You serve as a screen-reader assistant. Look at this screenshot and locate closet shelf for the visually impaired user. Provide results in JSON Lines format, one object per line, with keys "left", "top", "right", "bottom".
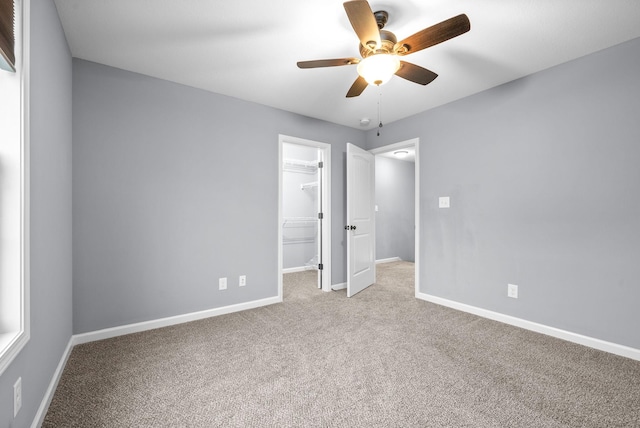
{"left": 300, "top": 181, "right": 318, "bottom": 190}
{"left": 283, "top": 237, "right": 315, "bottom": 245}
{"left": 283, "top": 217, "right": 317, "bottom": 245}
{"left": 283, "top": 158, "right": 318, "bottom": 174}
{"left": 282, "top": 217, "right": 317, "bottom": 227}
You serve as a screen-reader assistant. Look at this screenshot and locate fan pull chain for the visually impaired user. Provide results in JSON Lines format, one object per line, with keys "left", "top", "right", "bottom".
{"left": 377, "top": 92, "right": 383, "bottom": 137}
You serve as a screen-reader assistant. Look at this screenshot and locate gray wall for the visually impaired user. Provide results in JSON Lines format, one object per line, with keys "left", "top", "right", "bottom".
{"left": 0, "top": 0, "right": 73, "bottom": 426}
{"left": 375, "top": 156, "right": 415, "bottom": 262}
{"left": 366, "top": 37, "right": 640, "bottom": 349}
{"left": 72, "top": 59, "right": 365, "bottom": 333}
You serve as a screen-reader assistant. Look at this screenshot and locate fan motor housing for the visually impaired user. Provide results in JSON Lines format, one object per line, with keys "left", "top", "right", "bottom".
{"left": 360, "top": 29, "right": 397, "bottom": 58}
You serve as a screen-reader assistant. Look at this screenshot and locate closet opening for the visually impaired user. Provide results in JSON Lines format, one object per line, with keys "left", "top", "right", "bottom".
{"left": 278, "top": 135, "right": 332, "bottom": 300}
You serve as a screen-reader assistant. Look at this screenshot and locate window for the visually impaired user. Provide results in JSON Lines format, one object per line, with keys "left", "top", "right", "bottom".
{"left": 0, "top": 0, "right": 16, "bottom": 71}
{"left": 0, "top": 0, "right": 29, "bottom": 376}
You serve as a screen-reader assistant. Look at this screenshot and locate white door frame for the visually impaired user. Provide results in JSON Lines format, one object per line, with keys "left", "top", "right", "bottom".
{"left": 368, "top": 138, "right": 420, "bottom": 297}
{"left": 278, "top": 135, "right": 332, "bottom": 299}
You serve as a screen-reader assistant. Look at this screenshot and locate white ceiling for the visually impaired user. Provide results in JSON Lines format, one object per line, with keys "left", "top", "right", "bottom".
{"left": 53, "top": 0, "right": 640, "bottom": 130}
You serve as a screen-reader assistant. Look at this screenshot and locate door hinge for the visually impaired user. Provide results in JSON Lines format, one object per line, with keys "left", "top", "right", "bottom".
{"left": 318, "top": 263, "right": 323, "bottom": 270}
{"left": 318, "top": 212, "right": 323, "bottom": 219}
{"left": 318, "top": 161, "right": 324, "bottom": 168}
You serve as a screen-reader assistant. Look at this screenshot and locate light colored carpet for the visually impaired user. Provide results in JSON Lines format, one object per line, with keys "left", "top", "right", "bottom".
{"left": 44, "top": 262, "right": 640, "bottom": 427}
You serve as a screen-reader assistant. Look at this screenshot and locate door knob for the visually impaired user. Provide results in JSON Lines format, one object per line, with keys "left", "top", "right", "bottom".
{"left": 350, "top": 225, "right": 356, "bottom": 230}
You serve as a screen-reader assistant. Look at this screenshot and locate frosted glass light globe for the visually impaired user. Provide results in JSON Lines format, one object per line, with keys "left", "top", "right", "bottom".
{"left": 357, "top": 54, "right": 401, "bottom": 86}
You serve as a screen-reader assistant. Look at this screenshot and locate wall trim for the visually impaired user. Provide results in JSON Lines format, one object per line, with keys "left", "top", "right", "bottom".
{"left": 283, "top": 266, "right": 314, "bottom": 274}
{"left": 416, "top": 292, "right": 640, "bottom": 361}
{"left": 375, "top": 257, "right": 402, "bottom": 264}
{"left": 72, "top": 296, "right": 281, "bottom": 345}
{"left": 31, "top": 336, "right": 73, "bottom": 428}
{"left": 331, "top": 282, "right": 346, "bottom": 291}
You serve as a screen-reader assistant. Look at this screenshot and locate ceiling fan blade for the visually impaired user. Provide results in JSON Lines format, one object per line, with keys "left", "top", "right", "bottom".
{"left": 346, "top": 75, "right": 368, "bottom": 98}
{"left": 395, "top": 61, "right": 438, "bottom": 85}
{"left": 395, "top": 14, "right": 470, "bottom": 55}
{"left": 343, "top": 1, "right": 381, "bottom": 50}
{"left": 297, "top": 58, "right": 360, "bottom": 69}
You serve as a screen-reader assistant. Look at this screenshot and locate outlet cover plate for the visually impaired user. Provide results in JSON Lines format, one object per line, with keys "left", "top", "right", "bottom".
{"left": 439, "top": 196, "right": 450, "bottom": 208}
{"left": 239, "top": 275, "right": 246, "bottom": 287}
{"left": 508, "top": 283, "right": 518, "bottom": 299}
{"left": 219, "top": 277, "right": 227, "bottom": 290}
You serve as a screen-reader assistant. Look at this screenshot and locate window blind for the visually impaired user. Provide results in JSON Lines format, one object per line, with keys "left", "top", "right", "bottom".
{"left": 0, "top": 0, "right": 15, "bottom": 72}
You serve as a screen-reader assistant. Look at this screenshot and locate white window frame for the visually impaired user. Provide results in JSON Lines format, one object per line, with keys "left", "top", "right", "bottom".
{"left": 0, "top": 0, "right": 30, "bottom": 376}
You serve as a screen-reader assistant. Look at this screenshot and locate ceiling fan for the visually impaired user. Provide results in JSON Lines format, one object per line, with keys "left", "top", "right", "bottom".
{"left": 297, "top": 0, "right": 470, "bottom": 97}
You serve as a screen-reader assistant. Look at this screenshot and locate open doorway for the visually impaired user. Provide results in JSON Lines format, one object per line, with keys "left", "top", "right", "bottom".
{"left": 370, "top": 138, "right": 420, "bottom": 296}
{"left": 278, "top": 135, "right": 332, "bottom": 301}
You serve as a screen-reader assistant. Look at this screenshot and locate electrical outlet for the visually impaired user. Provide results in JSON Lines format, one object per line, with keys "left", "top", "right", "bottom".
{"left": 219, "top": 277, "right": 227, "bottom": 290}
{"left": 14, "top": 377, "right": 22, "bottom": 417}
{"left": 239, "top": 275, "right": 246, "bottom": 287}
{"left": 439, "top": 196, "right": 450, "bottom": 208}
{"left": 508, "top": 283, "right": 518, "bottom": 299}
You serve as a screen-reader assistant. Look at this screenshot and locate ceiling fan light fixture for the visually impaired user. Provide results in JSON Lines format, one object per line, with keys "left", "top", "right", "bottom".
{"left": 357, "top": 54, "right": 400, "bottom": 86}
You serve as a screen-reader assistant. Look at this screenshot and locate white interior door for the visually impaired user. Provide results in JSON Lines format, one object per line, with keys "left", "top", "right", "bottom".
{"left": 346, "top": 143, "right": 375, "bottom": 297}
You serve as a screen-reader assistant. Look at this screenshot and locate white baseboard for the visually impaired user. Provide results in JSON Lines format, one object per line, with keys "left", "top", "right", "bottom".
{"left": 375, "top": 257, "right": 402, "bottom": 264}
{"left": 282, "top": 266, "right": 315, "bottom": 274}
{"left": 331, "top": 282, "right": 346, "bottom": 291}
{"left": 416, "top": 292, "right": 640, "bottom": 361}
{"left": 31, "top": 337, "right": 74, "bottom": 428}
{"left": 72, "top": 296, "right": 281, "bottom": 346}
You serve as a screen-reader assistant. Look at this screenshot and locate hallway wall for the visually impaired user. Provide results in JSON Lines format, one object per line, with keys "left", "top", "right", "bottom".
{"left": 375, "top": 156, "right": 415, "bottom": 262}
